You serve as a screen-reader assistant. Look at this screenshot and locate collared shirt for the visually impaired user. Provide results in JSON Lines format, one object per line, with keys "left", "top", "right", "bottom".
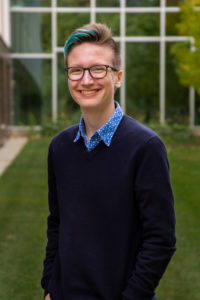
{"left": 74, "top": 101, "right": 123, "bottom": 152}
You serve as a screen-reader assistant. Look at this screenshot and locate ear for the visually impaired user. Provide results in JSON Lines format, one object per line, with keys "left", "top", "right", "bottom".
{"left": 114, "top": 70, "right": 123, "bottom": 89}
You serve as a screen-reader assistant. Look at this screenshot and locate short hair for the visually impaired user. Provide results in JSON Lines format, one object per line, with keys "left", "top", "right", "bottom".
{"left": 64, "top": 23, "right": 121, "bottom": 70}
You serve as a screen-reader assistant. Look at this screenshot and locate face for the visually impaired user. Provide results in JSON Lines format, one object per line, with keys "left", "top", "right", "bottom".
{"left": 67, "top": 42, "right": 122, "bottom": 112}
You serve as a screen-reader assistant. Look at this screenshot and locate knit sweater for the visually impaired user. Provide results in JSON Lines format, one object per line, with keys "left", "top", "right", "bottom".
{"left": 41, "top": 115, "right": 176, "bottom": 300}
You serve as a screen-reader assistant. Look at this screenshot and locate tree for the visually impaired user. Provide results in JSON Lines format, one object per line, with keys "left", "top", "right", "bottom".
{"left": 171, "top": 0, "right": 200, "bottom": 95}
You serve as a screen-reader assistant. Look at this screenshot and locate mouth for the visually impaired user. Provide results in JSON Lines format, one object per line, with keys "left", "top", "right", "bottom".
{"left": 80, "top": 89, "right": 100, "bottom": 95}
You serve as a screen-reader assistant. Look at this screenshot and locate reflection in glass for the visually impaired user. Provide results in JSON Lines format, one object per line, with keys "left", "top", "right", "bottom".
{"left": 57, "top": 0, "right": 89, "bottom": 7}
{"left": 58, "top": 53, "right": 80, "bottom": 118}
{"left": 126, "top": 43, "right": 159, "bottom": 123}
{"left": 126, "top": 13, "right": 159, "bottom": 36}
{"left": 166, "top": 13, "right": 180, "bottom": 36}
{"left": 166, "top": 43, "right": 188, "bottom": 125}
{"left": 11, "top": 13, "right": 51, "bottom": 53}
{"left": 96, "top": 0, "right": 119, "bottom": 6}
{"left": 167, "top": 0, "right": 184, "bottom": 6}
{"left": 12, "top": 59, "right": 51, "bottom": 125}
{"left": 127, "top": 0, "right": 159, "bottom": 7}
{"left": 195, "top": 93, "right": 200, "bottom": 126}
{"left": 96, "top": 14, "right": 120, "bottom": 36}
{"left": 57, "top": 13, "right": 90, "bottom": 47}
{"left": 11, "top": 0, "right": 51, "bottom": 7}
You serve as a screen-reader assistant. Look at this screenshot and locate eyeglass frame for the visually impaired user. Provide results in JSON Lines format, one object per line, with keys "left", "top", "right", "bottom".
{"left": 64, "top": 64, "right": 119, "bottom": 81}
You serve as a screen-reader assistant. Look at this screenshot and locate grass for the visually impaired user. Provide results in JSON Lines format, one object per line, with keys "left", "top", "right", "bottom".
{"left": 157, "top": 136, "right": 200, "bottom": 300}
{"left": 0, "top": 137, "right": 51, "bottom": 300}
{"left": 0, "top": 136, "right": 200, "bottom": 299}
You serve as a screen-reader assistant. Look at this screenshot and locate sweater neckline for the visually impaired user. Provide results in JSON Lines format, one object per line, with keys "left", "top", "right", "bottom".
{"left": 73, "top": 115, "right": 125, "bottom": 158}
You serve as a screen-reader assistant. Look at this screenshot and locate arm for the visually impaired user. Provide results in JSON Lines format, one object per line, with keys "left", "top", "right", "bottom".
{"left": 122, "top": 136, "right": 176, "bottom": 300}
{"left": 41, "top": 144, "right": 60, "bottom": 296}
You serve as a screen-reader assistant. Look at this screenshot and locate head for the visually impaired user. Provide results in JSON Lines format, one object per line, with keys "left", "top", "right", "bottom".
{"left": 64, "top": 23, "right": 122, "bottom": 112}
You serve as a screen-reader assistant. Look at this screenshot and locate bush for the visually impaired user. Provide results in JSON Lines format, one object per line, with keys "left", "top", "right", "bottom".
{"left": 40, "top": 110, "right": 81, "bottom": 137}
{"left": 147, "top": 121, "right": 193, "bottom": 140}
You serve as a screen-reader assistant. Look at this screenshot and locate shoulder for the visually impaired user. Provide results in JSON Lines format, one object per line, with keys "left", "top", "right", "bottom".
{"left": 119, "top": 115, "right": 161, "bottom": 146}
{"left": 120, "top": 117, "right": 170, "bottom": 176}
{"left": 48, "top": 124, "right": 79, "bottom": 152}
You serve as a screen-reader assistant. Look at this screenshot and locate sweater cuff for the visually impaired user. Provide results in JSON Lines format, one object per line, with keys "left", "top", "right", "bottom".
{"left": 44, "top": 289, "right": 49, "bottom": 298}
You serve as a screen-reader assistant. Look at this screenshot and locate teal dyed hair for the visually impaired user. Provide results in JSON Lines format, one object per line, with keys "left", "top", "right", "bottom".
{"left": 64, "top": 29, "right": 95, "bottom": 55}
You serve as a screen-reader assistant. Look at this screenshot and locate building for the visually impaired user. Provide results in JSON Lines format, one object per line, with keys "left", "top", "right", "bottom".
{"left": 0, "top": 0, "right": 12, "bottom": 145}
{"left": 5, "top": 0, "right": 200, "bottom": 128}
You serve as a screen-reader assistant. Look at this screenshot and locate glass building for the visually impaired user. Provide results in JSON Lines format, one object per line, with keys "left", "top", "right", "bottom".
{"left": 10, "top": 0, "right": 200, "bottom": 127}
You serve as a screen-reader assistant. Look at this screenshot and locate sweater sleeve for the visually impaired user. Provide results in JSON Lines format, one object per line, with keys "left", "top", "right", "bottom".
{"left": 41, "top": 143, "right": 60, "bottom": 294}
{"left": 122, "top": 136, "right": 176, "bottom": 300}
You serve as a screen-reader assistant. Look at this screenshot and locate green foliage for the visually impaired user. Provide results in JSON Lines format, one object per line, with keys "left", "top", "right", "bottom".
{"left": 13, "top": 59, "right": 52, "bottom": 125}
{"left": 57, "top": 0, "right": 90, "bottom": 6}
{"left": 40, "top": 110, "right": 81, "bottom": 137}
{"left": 11, "top": 0, "right": 51, "bottom": 6}
{"left": 96, "top": 13, "right": 120, "bottom": 36}
{"left": 57, "top": 13, "right": 90, "bottom": 47}
{"left": 125, "top": 11, "right": 189, "bottom": 124}
{"left": 148, "top": 122, "right": 193, "bottom": 140}
{"left": 96, "top": 0, "right": 120, "bottom": 6}
{"left": 171, "top": 0, "right": 200, "bottom": 95}
{"left": 126, "top": 42, "right": 159, "bottom": 123}
{"left": 127, "top": 0, "right": 159, "bottom": 6}
{"left": 41, "top": 13, "right": 52, "bottom": 53}
{"left": 166, "top": 12, "right": 181, "bottom": 36}
{"left": 126, "top": 13, "right": 159, "bottom": 36}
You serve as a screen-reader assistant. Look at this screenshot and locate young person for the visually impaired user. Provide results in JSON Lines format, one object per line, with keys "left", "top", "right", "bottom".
{"left": 41, "top": 23, "right": 176, "bottom": 300}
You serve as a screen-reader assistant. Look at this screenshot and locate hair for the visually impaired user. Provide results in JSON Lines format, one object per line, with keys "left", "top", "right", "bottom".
{"left": 64, "top": 23, "right": 121, "bottom": 70}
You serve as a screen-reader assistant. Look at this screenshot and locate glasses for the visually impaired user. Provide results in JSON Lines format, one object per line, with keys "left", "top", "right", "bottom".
{"left": 64, "top": 64, "right": 118, "bottom": 81}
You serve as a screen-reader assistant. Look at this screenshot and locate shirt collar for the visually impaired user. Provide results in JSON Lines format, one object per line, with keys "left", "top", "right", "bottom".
{"left": 74, "top": 101, "right": 123, "bottom": 146}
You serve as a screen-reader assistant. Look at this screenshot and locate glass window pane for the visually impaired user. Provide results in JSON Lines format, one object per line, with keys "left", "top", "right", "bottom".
{"left": 57, "top": 13, "right": 90, "bottom": 47}
{"left": 11, "top": 0, "right": 51, "bottom": 7}
{"left": 126, "top": 43, "right": 159, "bottom": 123}
{"left": 166, "top": 13, "right": 181, "bottom": 36}
{"left": 12, "top": 59, "right": 52, "bottom": 125}
{"left": 96, "top": 0, "right": 119, "bottom": 6}
{"left": 96, "top": 14, "right": 120, "bottom": 36}
{"left": 126, "top": 13, "right": 159, "bottom": 36}
{"left": 166, "top": 0, "right": 184, "bottom": 6}
{"left": 166, "top": 43, "right": 189, "bottom": 125}
{"left": 11, "top": 13, "right": 51, "bottom": 53}
{"left": 57, "top": 0, "right": 89, "bottom": 7}
{"left": 127, "top": 0, "right": 159, "bottom": 7}
{"left": 58, "top": 53, "right": 80, "bottom": 119}
{"left": 195, "top": 93, "right": 200, "bottom": 126}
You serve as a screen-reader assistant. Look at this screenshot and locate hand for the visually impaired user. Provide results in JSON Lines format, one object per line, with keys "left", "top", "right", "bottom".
{"left": 45, "top": 293, "right": 51, "bottom": 300}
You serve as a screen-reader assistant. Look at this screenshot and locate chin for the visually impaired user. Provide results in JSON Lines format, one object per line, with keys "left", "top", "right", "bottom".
{"left": 75, "top": 97, "right": 102, "bottom": 109}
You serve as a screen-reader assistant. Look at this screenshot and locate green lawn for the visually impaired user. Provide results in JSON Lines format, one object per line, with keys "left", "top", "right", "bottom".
{"left": 0, "top": 136, "right": 200, "bottom": 300}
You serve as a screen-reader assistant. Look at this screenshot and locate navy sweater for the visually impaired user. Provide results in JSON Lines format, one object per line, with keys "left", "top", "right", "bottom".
{"left": 41, "top": 115, "right": 176, "bottom": 300}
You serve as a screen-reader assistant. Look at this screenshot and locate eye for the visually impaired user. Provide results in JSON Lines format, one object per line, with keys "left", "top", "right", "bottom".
{"left": 69, "top": 67, "right": 82, "bottom": 75}
{"left": 91, "top": 65, "right": 106, "bottom": 73}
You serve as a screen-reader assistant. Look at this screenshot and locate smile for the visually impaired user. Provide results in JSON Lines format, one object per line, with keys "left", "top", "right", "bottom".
{"left": 80, "top": 90, "right": 99, "bottom": 95}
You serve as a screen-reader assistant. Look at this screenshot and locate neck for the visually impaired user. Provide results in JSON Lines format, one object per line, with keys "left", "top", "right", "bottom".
{"left": 81, "top": 101, "right": 115, "bottom": 140}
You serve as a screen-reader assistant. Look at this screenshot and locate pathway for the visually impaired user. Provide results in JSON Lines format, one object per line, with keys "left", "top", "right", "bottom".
{"left": 0, "top": 137, "right": 28, "bottom": 176}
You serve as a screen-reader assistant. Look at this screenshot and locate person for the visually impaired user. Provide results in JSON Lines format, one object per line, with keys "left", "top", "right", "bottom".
{"left": 41, "top": 23, "right": 176, "bottom": 300}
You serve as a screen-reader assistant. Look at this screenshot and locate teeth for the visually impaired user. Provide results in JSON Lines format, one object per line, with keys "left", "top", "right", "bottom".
{"left": 81, "top": 90, "right": 97, "bottom": 94}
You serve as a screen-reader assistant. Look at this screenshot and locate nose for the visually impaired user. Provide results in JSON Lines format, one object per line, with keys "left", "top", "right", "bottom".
{"left": 81, "top": 69, "right": 94, "bottom": 84}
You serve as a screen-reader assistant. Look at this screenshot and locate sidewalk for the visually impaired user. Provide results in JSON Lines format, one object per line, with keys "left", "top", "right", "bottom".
{"left": 0, "top": 137, "right": 28, "bottom": 176}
